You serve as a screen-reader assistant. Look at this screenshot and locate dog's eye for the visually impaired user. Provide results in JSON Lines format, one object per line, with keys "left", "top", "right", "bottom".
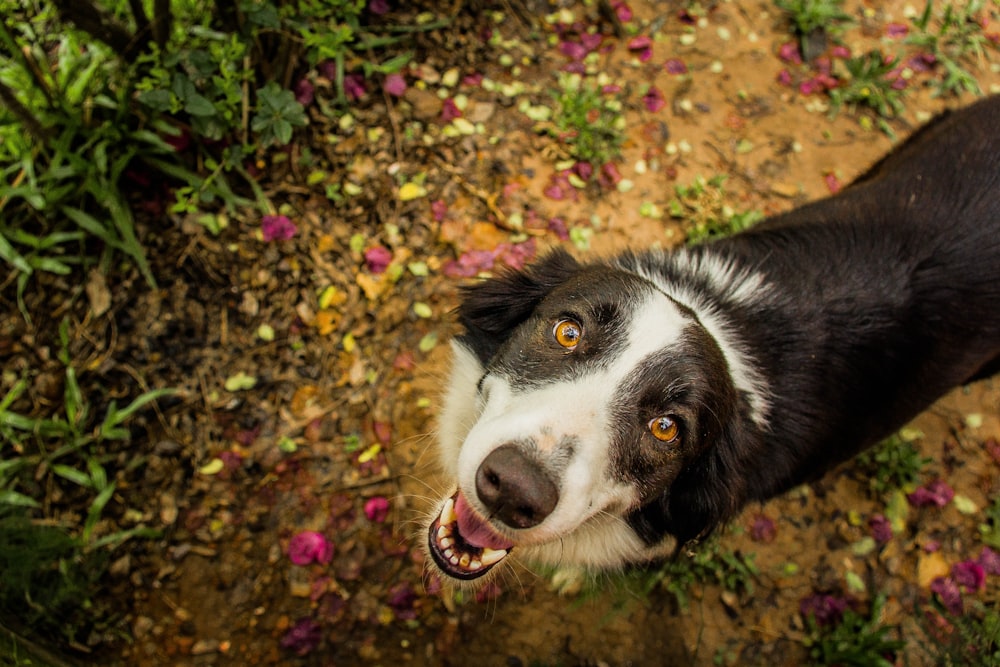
{"left": 649, "top": 416, "right": 680, "bottom": 443}
{"left": 553, "top": 318, "right": 582, "bottom": 350}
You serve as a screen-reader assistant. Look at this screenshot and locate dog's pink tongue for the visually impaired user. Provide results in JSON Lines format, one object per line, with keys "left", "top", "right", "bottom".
{"left": 454, "top": 492, "right": 514, "bottom": 550}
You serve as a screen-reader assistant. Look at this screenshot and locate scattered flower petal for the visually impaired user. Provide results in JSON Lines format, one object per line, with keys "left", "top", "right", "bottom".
{"left": 907, "top": 479, "right": 955, "bottom": 508}
{"left": 750, "top": 514, "right": 777, "bottom": 543}
{"left": 952, "top": 561, "right": 986, "bottom": 593}
{"left": 441, "top": 97, "right": 462, "bottom": 121}
{"left": 978, "top": 546, "right": 1000, "bottom": 575}
{"left": 262, "top": 214, "right": 297, "bottom": 241}
{"left": 368, "top": 0, "right": 389, "bottom": 15}
{"left": 280, "top": 617, "right": 323, "bottom": 656}
{"left": 643, "top": 85, "right": 666, "bottom": 112}
{"left": 930, "top": 576, "right": 963, "bottom": 615}
{"left": 294, "top": 78, "right": 315, "bottom": 106}
{"left": 664, "top": 58, "right": 688, "bottom": 75}
{"left": 288, "top": 531, "right": 334, "bottom": 566}
{"left": 799, "top": 593, "right": 849, "bottom": 627}
{"left": 778, "top": 41, "right": 803, "bottom": 64}
{"left": 886, "top": 22, "right": 909, "bottom": 38}
{"left": 399, "top": 181, "right": 427, "bottom": 201}
{"left": 364, "top": 496, "right": 390, "bottom": 523}
{"left": 344, "top": 73, "right": 367, "bottom": 100}
{"left": 627, "top": 35, "right": 653, "bottom": 61}
{"left": 384, "top": 72, "right": 407, "bottom": 96}
{"left": 364, "top": 246, "right": 393, "bottom": 274}
{"left": 869, "top": 514, "right": 893, "bottom": 543}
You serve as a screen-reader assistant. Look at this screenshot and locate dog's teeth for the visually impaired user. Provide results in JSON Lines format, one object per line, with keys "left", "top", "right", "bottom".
{"left": 439, "top": 496, "right": 457, "bottom": 525}
{"left": 439, "top": 537, "right": 453, "bottom": 549}
{"left": 437, "top": 525, "right": 451, "bottom": 540}
{"left": 480, "top": 547, "right": 507, "bottom": 566}
{"left": 449, "top": 554, "right": 460, "bottom": 566}
{"left": 470, "top": 560, "right": 482, "bottom": 570}
{"left": 459, "top": 553, "right": 471, "bottom": 568}
{"left": 443, "top": 548, "right": 455, "bottom": 560}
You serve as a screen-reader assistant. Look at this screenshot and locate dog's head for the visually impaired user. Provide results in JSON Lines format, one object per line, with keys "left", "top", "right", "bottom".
{"left": 426, "top": 250, "right": 760, "bottom": 582}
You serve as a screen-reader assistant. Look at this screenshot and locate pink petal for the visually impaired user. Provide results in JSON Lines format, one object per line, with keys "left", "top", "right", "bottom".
{"left": 364, "top": 496, "right": 390, "bottom": 523}
{"left": 364, "top": 246, "right": 393, "bottom": 274}
{"left": 430, "top": 199, "right": 448, "bottom": 222}
{"left": 288, "top": 531, "right": 334, "bottom": 566}
{"left": 664, "top": 58, "right": 688, "bottom": 75}
{"left": 778, "top": 41, "right": 803, "bottom": 65}
{"left": 441, "top": 97, "right": 461, "bottom": 121}
{"left": 344, "top": 73, "right": 367, "bottom": 100}
{"left": 978, "top": 546, "right": 1000, "bottom": 575}
{"left": 907, "top": 480, "right": 955, "bottom": 507}
{"left": 750, "top": 514, "right": 777, "bottom": 543}
{"left": 952, "top": 561, "right": 986, "bottom": 592}
{"left": 886, "top": 22, "right": 909, "bottom": 38}
{"left": 930, "top": 576, "right": 963, "bottom": 615}
{"left": 643, "top": 85, "right": 666, "bottom": 112}
{"left": 868, "top": 514, "right": 893, "bottom": 543}
{"left": 261, "top": 214, "right": 298, "bottom": 242}
{"left": 368, "top": 0, "right": 389, "bottom": 15}
{"left": 294, "top": 79, "right": 314, "bottom": 106}
{"left": 560, "top": 40, "right": 587, "bottom": 60}
{"left": 383, "top": 73, "right": 407, "bottom": 96}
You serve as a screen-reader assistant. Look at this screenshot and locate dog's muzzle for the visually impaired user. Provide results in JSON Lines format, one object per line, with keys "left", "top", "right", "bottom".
{"left": 428, "top": 444, "right": 559, "bottom": 580}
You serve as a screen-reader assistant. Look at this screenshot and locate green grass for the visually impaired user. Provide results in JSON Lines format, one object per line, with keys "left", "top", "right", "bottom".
{"left": 907, "top": 0, "right": 997, "bottom": 97}
{"left": 0, "top": 319, "right": 170, "bottom": 652}
{"left": 802, "top": 594, "right": 905, "bottom": 667}
{"left": 640, "top": 538, "right": 759, "bottom": 610}
{"left": 774, "top": 0, "right": 853, "bottom": 59}
{"left": 854, "top": 432, "right": 931, "bottom": 496}
{"left": 669, "top": 174, "right": 763, "bottom": 244}
{"left": 548, "top": 72, "right": 625, "bottom": 168}
{"left": 918, "top": 600, "right": 1000, "bottom": 666}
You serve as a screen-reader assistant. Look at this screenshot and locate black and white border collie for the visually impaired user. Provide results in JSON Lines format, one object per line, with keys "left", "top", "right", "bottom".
{"left": 426, "top": 95, "right": 1000, "bottom": 583}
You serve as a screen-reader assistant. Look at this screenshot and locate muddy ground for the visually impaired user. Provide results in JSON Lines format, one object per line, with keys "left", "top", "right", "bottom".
{"left": 3, "top": 1, "right": 1000, "bottom": 665}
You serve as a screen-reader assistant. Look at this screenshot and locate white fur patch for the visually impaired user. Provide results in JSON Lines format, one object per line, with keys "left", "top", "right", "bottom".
{"left": 630, "top": 249, "right": 772, "bottom": 427}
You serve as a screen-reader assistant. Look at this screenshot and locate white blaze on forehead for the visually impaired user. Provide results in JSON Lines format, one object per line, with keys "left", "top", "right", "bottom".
{"left": 631, "top": 250, "right": 772, "bottom": 426}
{"left": 454, "top": 291, "right": 693, "bottom": 543}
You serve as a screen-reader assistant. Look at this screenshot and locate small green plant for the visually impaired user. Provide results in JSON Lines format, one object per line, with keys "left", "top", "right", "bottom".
{"left": 644, "top": 538, "right": 758, "bottom": 610}
{"left": 980, "top": 496, "right": 1000, "bottom": 549}
{"left": 829, "top": 50, "right": 907, "bottom": 122}
{"left": 774, "top": 0, "right": 854, "bottom": 60}
{"left": 918, "top": 599, "right": 1000, "bottom": 666}
{"left": 669, "top": 174, "right": 763, "bottom": 244}
{"left": 907, "top": 0, "right": 997, "bottom": 97}
{"left": 802, "top": 594, "right": 905, "bottom": 666}
{"left": 0, "top": 319, "right": 169, "bottom": 649}
{"left": 855, "top": 432, "right": 931, "bottom": 496}
{"left": 548, "top": 72, "right": 625, "bottom": 167}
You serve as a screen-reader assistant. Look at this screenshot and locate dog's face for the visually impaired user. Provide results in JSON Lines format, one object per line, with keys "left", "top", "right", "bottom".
{"left": 427, "top": 252, "right": 750, "bottom": 582}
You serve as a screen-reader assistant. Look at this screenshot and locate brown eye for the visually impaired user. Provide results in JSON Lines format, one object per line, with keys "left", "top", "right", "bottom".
{"left": 553, "top": 318, "right": 582, "bottom": 349}
{"left": 649, "top": 416, "right": 680, "bottom": 443}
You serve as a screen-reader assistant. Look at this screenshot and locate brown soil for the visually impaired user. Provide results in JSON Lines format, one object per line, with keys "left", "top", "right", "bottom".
{"left": 3, "top": 1, "right": 999, "bottom": 666}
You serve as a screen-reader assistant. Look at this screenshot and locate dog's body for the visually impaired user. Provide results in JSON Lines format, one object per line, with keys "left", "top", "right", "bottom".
{"left": 426, "top": 96, "right": 1000, "bottom": 582}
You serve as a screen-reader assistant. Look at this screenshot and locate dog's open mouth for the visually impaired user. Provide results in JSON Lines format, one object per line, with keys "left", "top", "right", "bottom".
{"left": 428, "top": 491, "right": 514, "bottom": 580}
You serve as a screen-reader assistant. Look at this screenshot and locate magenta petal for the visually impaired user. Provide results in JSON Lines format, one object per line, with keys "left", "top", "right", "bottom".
{"left": 750, "top": 514, "right": 777, "bottom": 543}
{"left": 643, "top": 85, "right": 666, "bottom": 112}
{"left": 280, "top": 617, "right": 323, "bottom": 656}
{"left": 930, "top": 576, "right": 963, "bottom": 615}
{"left": 383, "top": 72, "right": 407, "bottom": 96}
{"left": 952, "top": 561, "right": 986, "bottom": 593}
{"left": 979, "top": 546, "right": 1000, "bottom": 575}
{"left": 368, "top": 0, "right": 389, "bottom": 15}
{"left": 344, "top": 73, "right": 367, "bottom": 100}
{"left": 664, "top": 58, "right": 688, "bottom": 75}
{"left": 868, "top": 514, "right": 893, "bottom": 543}
{"left": 907, "top": 479, "right": 954, "bottom": 507}
{"left": 364, "top": 496, "right": 390, "bottom": 523}
{"left": 560, "top": 40, "right": 587, "bottom": 60}
{"left": 886, "top": 22, "right": 908, "bottom": 38}
{"left": 364, "top": 246, "right": 393, "bottom": 274}
{"left": 262, "top": 214, "right": 297, "bottom": 241}
{"left": 288, "top": 531, "right": 334, "bottom": 566}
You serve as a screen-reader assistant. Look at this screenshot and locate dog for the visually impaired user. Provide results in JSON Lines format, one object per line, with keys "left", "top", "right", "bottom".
{"left": 425, "top": 95, "right": 1000, "bottom": 583}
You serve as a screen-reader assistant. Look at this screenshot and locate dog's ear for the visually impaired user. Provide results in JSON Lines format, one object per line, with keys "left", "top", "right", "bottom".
{"left": 456, "top": 249, "right": 581, "bottom": 364}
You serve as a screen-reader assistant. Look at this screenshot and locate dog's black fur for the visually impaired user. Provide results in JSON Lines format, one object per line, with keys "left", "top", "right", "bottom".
{"left": 429, "top": 96, "right": 1000, "bottom": 580}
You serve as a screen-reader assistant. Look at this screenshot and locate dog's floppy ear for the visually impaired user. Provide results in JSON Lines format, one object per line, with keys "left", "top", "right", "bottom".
{"left": 456, "top": 249, "right": 581, "bottom": 364}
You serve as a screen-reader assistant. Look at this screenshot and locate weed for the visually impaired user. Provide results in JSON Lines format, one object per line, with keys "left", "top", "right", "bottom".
{"left": 980, "top": 496, "right": 1000, "bottom": 549}
{"left": 918, "top": 599, "right": 1000, "bottom": 666}
{"left": 669, "top": 175, "right": 763, "bottom": 244}
{"left": 0, "top": 319, "right": 169, "bottom": 649}
{"left": 802, "top": 594, "right": 905, "bottom": 666}
{"left": 547, "top": 73, "right": 625, "bottom": 168}
{"left": 828, "top": 50, "right": 907, "bottom": 123}
{"left": 643, "top": 538, "right": 758, "bottom": 610}
{"left": 774, "top": 0, "right": 854, "bottom": 60}
{"left": 907, "top": 0, "right": 998, "bottom": 97}
{"left": 855, "top": 432, "right": 931, "bottom": 496}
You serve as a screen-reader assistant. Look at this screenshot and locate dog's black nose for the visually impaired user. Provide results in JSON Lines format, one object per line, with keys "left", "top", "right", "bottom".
{"left": 475, "top": 444, "right": 559, "bottom": 529}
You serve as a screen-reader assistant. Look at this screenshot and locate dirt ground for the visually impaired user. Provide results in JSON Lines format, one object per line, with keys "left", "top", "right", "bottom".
{"left": 4, "top": 1, "right": 1000, "bottom": 665}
